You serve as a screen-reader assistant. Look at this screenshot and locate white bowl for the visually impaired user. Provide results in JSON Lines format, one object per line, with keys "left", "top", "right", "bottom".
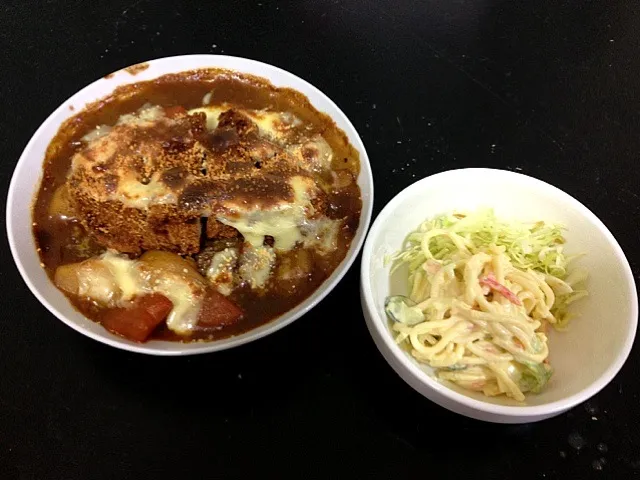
{"left": 360, "top": 168, "right": 637, "bottom": 423}
{"left": 6, "top": 55, "right": 373, "bottom": 355}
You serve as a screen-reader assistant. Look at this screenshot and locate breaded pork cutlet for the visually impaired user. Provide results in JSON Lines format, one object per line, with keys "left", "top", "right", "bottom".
{"left": 68, "top": 105, "right": 208, "bottom": 254}
{"left": 67, "top": 105, "right": 331, "bottom": 255}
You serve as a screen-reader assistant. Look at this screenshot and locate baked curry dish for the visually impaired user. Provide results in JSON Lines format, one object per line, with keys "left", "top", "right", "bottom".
{"left": 33, "top": 69, "right": 362, "bottom": 342}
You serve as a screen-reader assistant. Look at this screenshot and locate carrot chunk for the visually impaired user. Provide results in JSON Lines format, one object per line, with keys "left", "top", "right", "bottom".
{"left": 101, "top": 294, "right": 173, "bottom": 342}
{"left": 137, "top": 294, "right": 174, "bottom": 323}
{"left": 197, "top": 289, "right": 243, "bottom": 328}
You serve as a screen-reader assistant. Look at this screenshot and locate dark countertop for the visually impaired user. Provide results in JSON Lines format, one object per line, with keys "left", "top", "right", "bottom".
{"left": 1, "top": 1, "right": 639, "bottom": 478}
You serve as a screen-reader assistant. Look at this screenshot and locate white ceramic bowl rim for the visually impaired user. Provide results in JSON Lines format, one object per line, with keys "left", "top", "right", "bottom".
{"left": 7, "top": 54, "right": 374, "bottom": 355}
{"left": 361, "top": 168, "right": 638, "bottom": 418}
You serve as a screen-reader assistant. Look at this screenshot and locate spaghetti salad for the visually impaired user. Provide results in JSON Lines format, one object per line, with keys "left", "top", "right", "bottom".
{"left": 385, "top": 209, "right": 588, "bottom": 401}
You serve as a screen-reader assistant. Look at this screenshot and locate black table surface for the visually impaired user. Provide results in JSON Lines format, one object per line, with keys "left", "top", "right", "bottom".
{"left": 1, "top": 1, "right": 639, "bottom": 478}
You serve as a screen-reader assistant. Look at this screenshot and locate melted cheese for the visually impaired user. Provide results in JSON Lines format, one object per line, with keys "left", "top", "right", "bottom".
{"left": 152, "top": 273, "right": 202, "bottom": 335}
{"left": 247, "top": 110, "right": 302, "bottom": 143}
{"left": 74, "top": 105, "right": 180, "bottom": 209}
{"left": 82, "top": 125, "right": 112, "bottom": 143}
{"left": 187, "top": 106, "right": 225, "bottom": 131}
{"left": 75, "top": 260, "right": 118, "bottom": 304}
{"left": 116, "top": 173, "right": 177, "bottom": 209}
{"left": 188, "top": 106, "right": 300, "bottom": 141}
{"left": 116, "top": 104, "right": 165, "bottom": 126}
{"left": 239, "top": 245, "right": 276, "bottom": 289}
{"left": 290, "top": 135, "right": 334, "bottom": 172}
{"left": 101, "top": 252, "right": 140, "bottom": 300}
{"left": 206, "top": 248, "right": 239, "bottom": 296}
{"left": 244, "top": 110, "right": 287, "bottom": 141}
{"left": 81, "top": 103, "right": 161, "bottom": 145}
{"left": 85, "top": 251, "right": 207, "bottom": 335}
{"left": 217, "top": 176, "right": 312, "bottom": 251}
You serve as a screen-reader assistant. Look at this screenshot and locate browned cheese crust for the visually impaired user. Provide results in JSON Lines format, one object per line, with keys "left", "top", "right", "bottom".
{"left": 68, "top": 107, "right": 329, "bottom": 254}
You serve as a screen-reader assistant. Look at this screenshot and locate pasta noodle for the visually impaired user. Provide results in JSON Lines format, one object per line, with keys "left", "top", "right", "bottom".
{"left": 385, "top": 209, "right": 588, "bottom": 402}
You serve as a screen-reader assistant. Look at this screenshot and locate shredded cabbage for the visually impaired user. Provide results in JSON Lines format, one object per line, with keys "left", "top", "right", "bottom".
{"left": 389, "top": 208, "right": 588, "bottom": 331}
{"left": 518, "top": 362, "right": 553, "bottom": 394}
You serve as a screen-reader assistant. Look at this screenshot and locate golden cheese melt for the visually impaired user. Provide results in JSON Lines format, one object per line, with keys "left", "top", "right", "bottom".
{"left": 69, "top": 104, "right": 342, "bottom": 255}
{"left": 217, "top": 176, "right": 315, "bottom": 251}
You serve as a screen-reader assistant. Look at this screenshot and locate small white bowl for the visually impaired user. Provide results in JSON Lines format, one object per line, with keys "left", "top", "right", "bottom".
{"left": 6, "top": 55, "right": 373, "bottom": 355}
{"left": 360, "top": 168, "right": 637, "bottom": 423}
